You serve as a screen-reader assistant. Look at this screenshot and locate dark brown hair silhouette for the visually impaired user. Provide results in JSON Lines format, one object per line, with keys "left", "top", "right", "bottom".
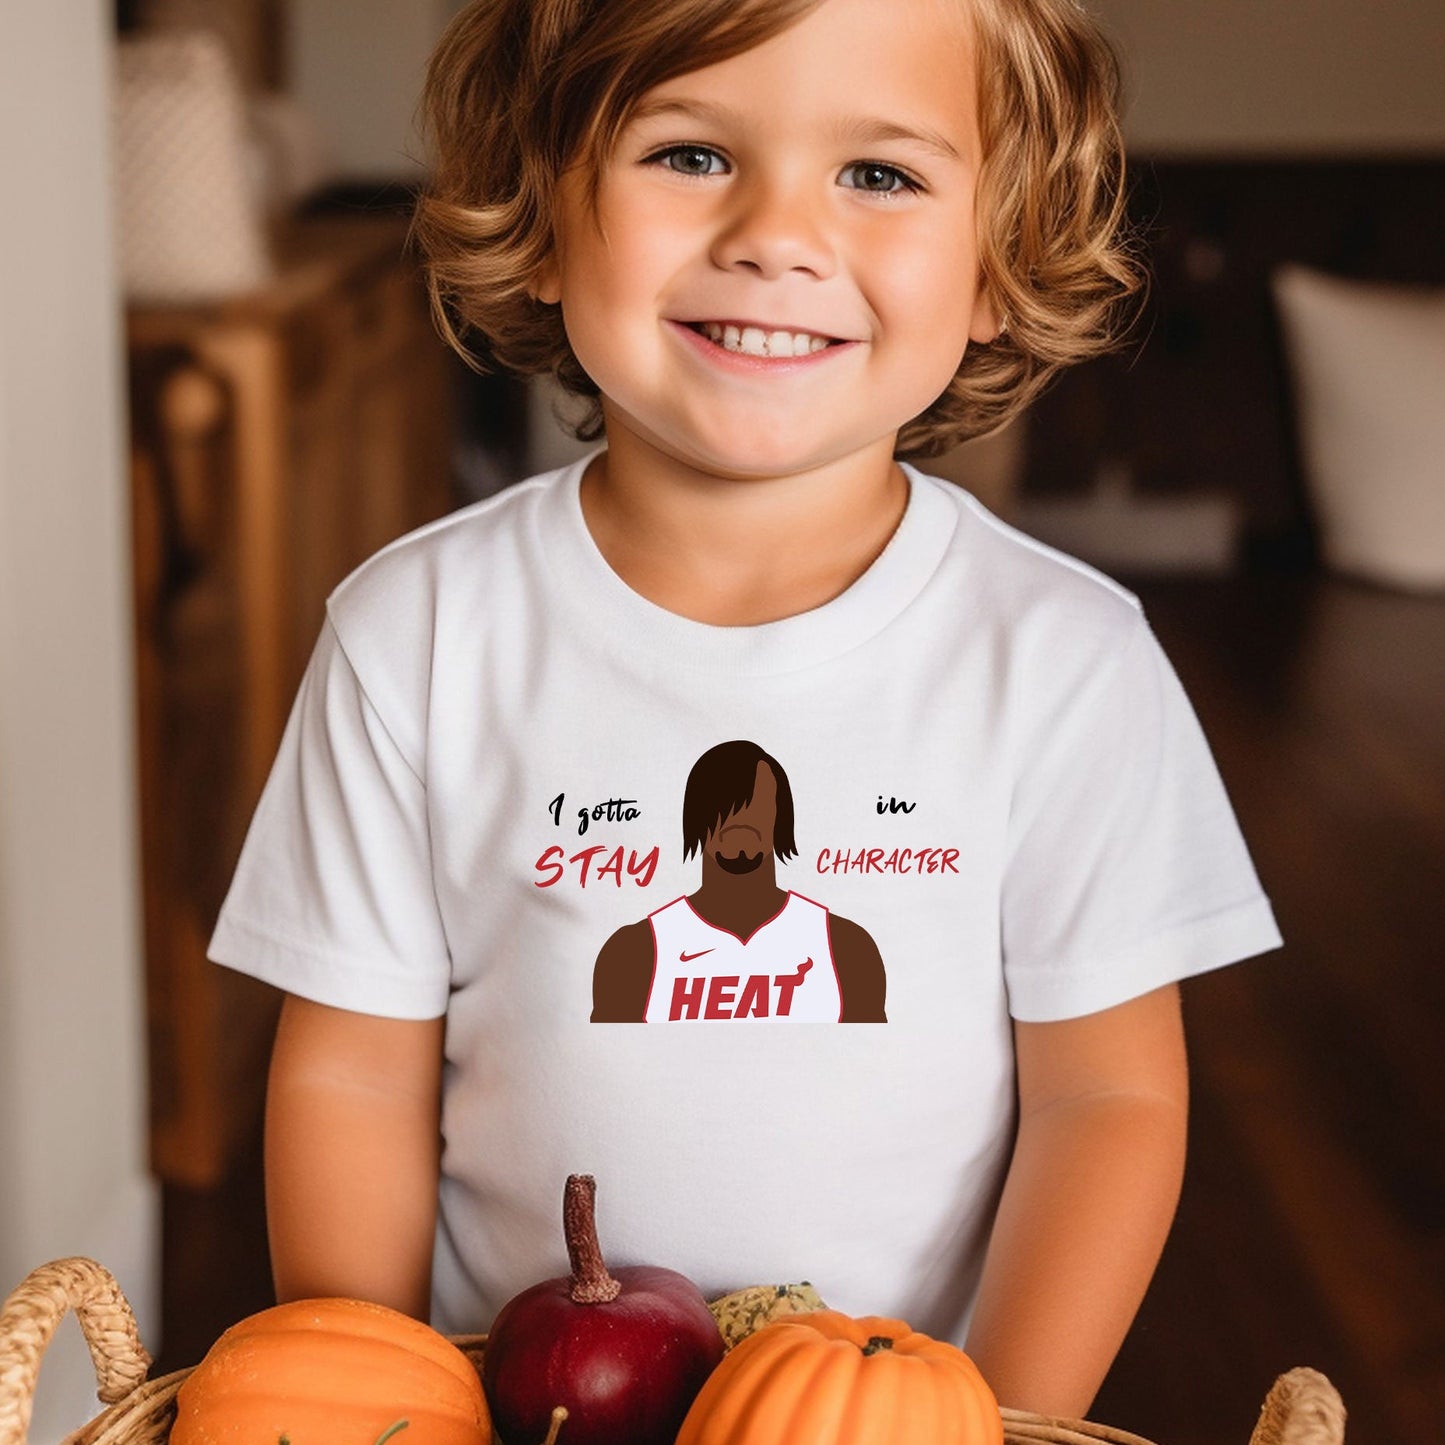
{"left": 682, "top": 740, "right": 798, "bottom": 864}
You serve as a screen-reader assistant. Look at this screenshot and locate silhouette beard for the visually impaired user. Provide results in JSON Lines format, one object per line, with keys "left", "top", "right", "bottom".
{"left": 714, "top": 849, "right": 765, "bottom": 875}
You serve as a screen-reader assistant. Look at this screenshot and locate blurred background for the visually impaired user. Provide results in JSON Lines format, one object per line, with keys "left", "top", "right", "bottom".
{"left": 1, "top": 1, "right": 1442, "bottom": 1441}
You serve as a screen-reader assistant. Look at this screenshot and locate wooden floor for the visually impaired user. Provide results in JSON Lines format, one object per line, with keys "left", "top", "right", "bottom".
{"left": 153, "top": 571, "right": 1445, "bottom": 1445}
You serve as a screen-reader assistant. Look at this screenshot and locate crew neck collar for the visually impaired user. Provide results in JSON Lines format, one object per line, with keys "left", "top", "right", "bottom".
{"left": 537, "top": 449, "right": 959, "bottom": 677}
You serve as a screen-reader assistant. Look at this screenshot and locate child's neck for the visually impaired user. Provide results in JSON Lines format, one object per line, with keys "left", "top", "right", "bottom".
{"left": 578, "top": 430, "right": 910, "bottom": 628}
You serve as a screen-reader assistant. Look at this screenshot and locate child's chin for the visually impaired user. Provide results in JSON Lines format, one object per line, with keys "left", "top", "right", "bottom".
{"left": 616, "top": 406, "right": 888, "bottom": 482}
{"left": 676, "top": 430, "right": 870, "bottom": 482}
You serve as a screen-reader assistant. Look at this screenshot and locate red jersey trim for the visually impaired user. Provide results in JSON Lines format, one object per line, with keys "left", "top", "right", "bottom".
{"left": 642, "top": 913, "right": 662, "bottom": 1020}
{"left": 822, "top": 915, "right": 844, "bottom": 1022}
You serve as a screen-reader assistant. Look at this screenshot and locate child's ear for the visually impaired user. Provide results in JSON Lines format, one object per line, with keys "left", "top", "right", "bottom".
{"left": 531, "top": 252, "right": 562, "bottom": 306}
{"left": 968, "top": 285, "right": 1004, "bottom": 345}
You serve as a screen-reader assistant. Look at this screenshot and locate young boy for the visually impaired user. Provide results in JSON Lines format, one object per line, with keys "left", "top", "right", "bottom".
{"left": 209, "top": 0, "right": 1281, "bottom": 1417}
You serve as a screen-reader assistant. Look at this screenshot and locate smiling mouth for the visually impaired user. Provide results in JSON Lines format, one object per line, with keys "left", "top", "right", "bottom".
{"left": 684, "top": 321, "right": 840, "bottom": 358}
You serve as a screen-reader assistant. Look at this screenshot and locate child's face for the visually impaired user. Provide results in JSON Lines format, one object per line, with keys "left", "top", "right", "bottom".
{"left": 536, "top": 0, "right": 997, "bottom": 481}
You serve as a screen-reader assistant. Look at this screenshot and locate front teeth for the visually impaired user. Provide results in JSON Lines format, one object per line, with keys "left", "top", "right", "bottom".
{"left": 699, "top": 322, "right": 832, "bottom": 357}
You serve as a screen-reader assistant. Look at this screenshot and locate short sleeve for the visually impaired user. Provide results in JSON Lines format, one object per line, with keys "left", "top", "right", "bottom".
{"left": 1001, "top": 610, "right": 1281, "bottom": 1022}
{"left": 207, "top": 617, "right": 451, "bottom": 1018}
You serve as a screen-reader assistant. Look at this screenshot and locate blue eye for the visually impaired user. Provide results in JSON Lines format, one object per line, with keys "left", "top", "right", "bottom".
{"left": 651, "top": 145, "right": 728, "bottom": 176}
{"left": 841, "top": 161, "right": 920, "bottom": 195}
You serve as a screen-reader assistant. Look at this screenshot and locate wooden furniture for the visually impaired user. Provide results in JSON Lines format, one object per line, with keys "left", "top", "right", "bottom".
{"left": 128, "top": 213, "right": 456, "bottom": 1188}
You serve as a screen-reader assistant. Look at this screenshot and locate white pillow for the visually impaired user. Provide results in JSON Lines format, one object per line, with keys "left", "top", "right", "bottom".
{"left": 1273, "top": 264, "right": 1445, "bottom": 591}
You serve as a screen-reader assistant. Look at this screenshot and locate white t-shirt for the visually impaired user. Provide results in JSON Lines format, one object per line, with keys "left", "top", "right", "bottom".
{"left": 208, "top": 452, "right": 1281, "bottom": 1343}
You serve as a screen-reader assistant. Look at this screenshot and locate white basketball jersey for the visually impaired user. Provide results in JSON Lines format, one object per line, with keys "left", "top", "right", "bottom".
{"left": 644, "top": 891, "right": 842, "bottom": 1022}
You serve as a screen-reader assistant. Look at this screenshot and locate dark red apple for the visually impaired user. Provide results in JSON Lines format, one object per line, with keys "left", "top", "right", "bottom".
{"left": 482, "top": 1174, "right": 726, "bottom": 1445}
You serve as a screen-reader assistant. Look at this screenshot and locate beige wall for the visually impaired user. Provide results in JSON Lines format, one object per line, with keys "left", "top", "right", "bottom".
{"left": 0, "top": 4, "right": 159, "bottom": 1441}
{"left": 1095, "top": 0, "right": 1445, "bottom": 154}
{"left": 287, "top": 0, "right": 458, "bottom": 179}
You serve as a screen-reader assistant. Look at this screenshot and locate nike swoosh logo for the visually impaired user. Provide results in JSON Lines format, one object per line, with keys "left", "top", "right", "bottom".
{"left": 680, "top": 948, "right": 715, "bottom": 962}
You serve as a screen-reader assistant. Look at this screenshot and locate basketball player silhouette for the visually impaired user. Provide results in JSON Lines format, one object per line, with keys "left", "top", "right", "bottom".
{"left": 591, "top": 740, "right": 887, "bottom": 1021}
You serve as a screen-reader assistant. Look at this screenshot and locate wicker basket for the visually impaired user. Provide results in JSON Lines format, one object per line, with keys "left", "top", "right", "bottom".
{"left": 0, "top": 1259, "right": 1345, "bottom": 1445}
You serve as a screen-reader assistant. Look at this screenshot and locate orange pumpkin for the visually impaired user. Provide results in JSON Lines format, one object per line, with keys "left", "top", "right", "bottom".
{"left": 674, "top": 1309, "right": 1002, "bottom": 1445}
{"left": 170, "top": 1298, "right": 492, "bottom": 1445}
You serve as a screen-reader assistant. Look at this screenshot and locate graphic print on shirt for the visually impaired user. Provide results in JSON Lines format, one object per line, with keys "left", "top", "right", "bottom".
{"left": 590, "top": 740, "right": 888, "bottom": 1023}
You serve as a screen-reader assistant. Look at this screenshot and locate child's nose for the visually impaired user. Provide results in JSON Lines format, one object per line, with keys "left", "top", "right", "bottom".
{"left": 710, "top": 179, "right": 836, "bottom": 281}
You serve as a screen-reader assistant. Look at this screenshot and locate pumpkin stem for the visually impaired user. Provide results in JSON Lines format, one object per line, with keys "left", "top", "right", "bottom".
{"left": 541, "top": 1405, "right": 569, "bottom": 1445}
{"left": 373, "top": 1423, "right": 410, "bottom": 1445}
{"left": 564, "top": 1175, "right": 622, "bottom": 1304}
{"left": 862, "top": 1336, "right": 895, "bottom": 1356}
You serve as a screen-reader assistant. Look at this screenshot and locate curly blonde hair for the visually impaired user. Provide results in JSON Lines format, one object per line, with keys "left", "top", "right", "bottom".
{"left": 411, "top": 0, "right": 1144, "bottom": 458}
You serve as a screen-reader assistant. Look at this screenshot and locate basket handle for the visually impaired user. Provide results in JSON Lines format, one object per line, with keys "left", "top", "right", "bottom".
{"left": 0, "top": 1257, "right": 153, "bottom": 1445}
{"left": 1248, "top": 1367, "right": 1346, "bottom": 1445}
